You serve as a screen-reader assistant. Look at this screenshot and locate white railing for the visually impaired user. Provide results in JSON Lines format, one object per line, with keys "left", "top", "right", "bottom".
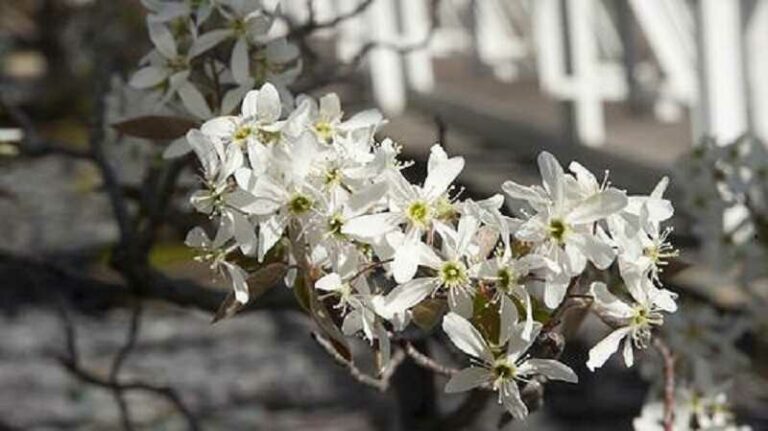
{"left": 281, "top": 0, "right": 767, "bottom": 150}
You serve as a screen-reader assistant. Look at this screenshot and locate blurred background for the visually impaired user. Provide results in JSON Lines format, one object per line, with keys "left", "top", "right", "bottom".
{"left": 1, "top": 0, "right": 767, "bottom": 430}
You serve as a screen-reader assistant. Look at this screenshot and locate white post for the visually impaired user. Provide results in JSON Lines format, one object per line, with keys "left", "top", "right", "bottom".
{"left": 628, "top": 0, "right": 697, "bottom": 109}
{"left": 335, "top": 0, "right": 365, "bottom": 62}
{"left": 746, "top": 0, "right": 768, "bottom": 143}
{"left": 399, "top": 0, "right": 435, "bottom": 93}
{"left": 368, "top": 0, "right": 407, "bottom": 114}
{"left": 533, "top": 0, "right": 568, "bottom": 96}
{"left": 473, "top": 0, "right": 522, "bottom": 82}
{"left": 696, "top": 0, "right": 747, "bottom": 144}
{"left": 567, "top": 0, "right": 605, "bottom": 146}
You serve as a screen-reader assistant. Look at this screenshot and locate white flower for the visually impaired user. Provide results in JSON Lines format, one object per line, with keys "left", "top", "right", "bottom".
{"left": 441, "top": 313, "right": 577, "bottom": 420}
{"left": 343, "top": 144, "right": 464, "bottom": 283}
{"left": 129, "top": 20, "right": 213, "bottom": 119}
{"left": 503, "top": 152, "right": 627, "bottom": 307}
{"left": 371, "top": 215, "right": 479, "bottom": 320}
{"left": 201, "top": 82, "right": 284, "bottom": 149}
{"left": 586, "top": 279, "right": 677, "bottom": 371}
{"left": 185, "top": 220, "right": 250, "bottom": 304}
{"left": 472, "top": 251, "right": 550, "bottom": 340}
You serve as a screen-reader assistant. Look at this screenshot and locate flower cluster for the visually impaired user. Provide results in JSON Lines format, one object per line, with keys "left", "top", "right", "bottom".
{"left": 181, "top": 76, "right": 681, "bottom": 419}
{"left": 130, "top": 0, "right": 299, "bottom": 156}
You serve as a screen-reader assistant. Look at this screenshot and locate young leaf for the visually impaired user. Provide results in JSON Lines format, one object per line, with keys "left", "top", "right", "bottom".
{"left": 412, "top": 298, "right": 448, "bottom": 331}
{"left": 112, "top": 115, "right": 199, "bottom": 140}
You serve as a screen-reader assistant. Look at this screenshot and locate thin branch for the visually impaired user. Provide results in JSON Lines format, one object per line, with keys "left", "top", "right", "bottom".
{"left": 54, "top": 297, "right": 200, "bottom": 431}
{"left": 312, "top": 333, "right": 406, "bottom": 392}
{"left": 654, "top": 337, "right": 676, "bottom": 431}
{"left": 402, "top": 341, "right": 458, "bottom": 377}
{"left": 59, "top": 357, "right": 200, "bottom": 431}
{"left": 107, "top": 302, "right": 144, "bottom": 431}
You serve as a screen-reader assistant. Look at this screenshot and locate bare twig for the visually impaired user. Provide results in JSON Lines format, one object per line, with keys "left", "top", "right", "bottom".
{"left": 53, "top": 297, "right": 200, "bottom": 431}
{"left": 402, "top": 341, "right": 459, "bottom": 377}
{"left": 654, "top": 337, "right": 676, "bottom": 431}
{"left": 107, "top": 302, "right": 144, "bottom": 431}
{"left": 312, "top": 333, "right": 406, "bottom": 392}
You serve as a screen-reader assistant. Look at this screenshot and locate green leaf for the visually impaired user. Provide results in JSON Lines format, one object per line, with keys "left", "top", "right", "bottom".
{"left": 112, "top": 115, "right": 199, "bottom": 140}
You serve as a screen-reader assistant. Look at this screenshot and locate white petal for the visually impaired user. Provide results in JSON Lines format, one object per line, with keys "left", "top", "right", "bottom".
{"left": 189, "top": 29, "right": 233, "bottom": 58}
{"left": 456, "top": 214, "right": 479, "bottom": 257}
{"left": 187, "top": 129, "right": 218, "bottom": 176}
{"left": 423, "top": 155, "right": 464, "bottom": 201}
{"left": 341, "top": 212, "right": 400, "bottom": 240}
{"left": 518, "top": 359, "right": 578, "bottom": 383}
{"left": 221, "top": 85, "right": 252, "bottom": 116}
{"left": 227, "top": 189, "right": 279, "bottom": 215}
{"left": 586, "top": 327, "right": 632, "bottom": 371}
{"left": 375, "top": 278, "right": 436, "bottom": 318}
{"left": 567, "top": 188, "right": 628, "bottom": 225}
{"left": 543, "top": 282, "right": 567, "bottom": 309}
{"left": 315, "top": 273, "right": 342, "bottom": 292}
{"left": 569, "top": 233, "right": 615, "bottom": 269}
{"left": 162, "top": 137, "right": 192, "bottom": 159}
{"left": 442, "top": 312, "right": 493, "bottom": 362}
{"left": 444, "top": 367, "right": 490, "bottom": 393}
{"left": 228, "top": 210, "right": 257, "bottom": 256}
{"left": 148, "top": 21, "right": 177, "bottom": 59}
{"left": 129, "top": 66, "right": 167, "bottom": 89}
{"left": 178, "top": 82, "right": 213, "bottom": 119}
{"left": 500, "top": 381, "right": 528, "bottom": 420}
{"left": 224, "top": 262, "right": 249, "bottom": 304}
{"left": 258, "top": 215, "right": 286, "bottom": 261}
{"left": 590, "top": 281, "right": 634, "bottom": 321}
{"left": 622, "top": 336, "right": 634, "bottom": 368}
{"left": 340, "top": 109, "right": 382, "bottom": 131}
{"left": 185, "top": 226, "right": 210, "bottom": 248}
{"left": 499, "top": 295, "right": 519, "bottom": 345}
{"left": 319, "top": 93, "right": 341, "bottom": 120}
{"left": 230, "top": 37, "right": 250, "bottom": 86}
{"left": 448, "top": 287, "right": 474, "bottom": 318}
{"left": 392, "top": 239, "right": 420, "bottom": 283}
{"left": 501, "top": 181, "right": 548, "bottom": 205}
{"left": 257, "top": 82, "right": 282, "bottom": 123}
{"left": 346, "top": 181, "right": 388, "bottom": 216}
{"left": 505, "top": 321, "right": 541, "bottom": 361}
{"left": 538, "top": 151, "right": 565, "bottom": 208}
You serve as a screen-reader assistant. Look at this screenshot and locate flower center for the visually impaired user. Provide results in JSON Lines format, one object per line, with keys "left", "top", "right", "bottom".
{"left": 233, "top": 126, "right": 252, "bottom": 142}
{"left": 327, "top": 213, "right": 345, "bottom": 237}
{"left": 406, "top": 200, "right": 431, "bottom": 228}
{"left": 440, "top": 261, "right": 467, "bottom": 288}
{"left": 255, "top": 128, "right": 281, "bottom": 145}
{"left": 314, "top": 121, "right": 334, "bottom": 143}
{"left": 288, "top": 193, "right": 313, "bottom": 215}
{"left": 492, "top": 360, "right": 516, "bottom": 380}
{"left": 324, "top": 167, "right": 342, "bottom": 186}
{"left": 497, "top": 268, "right": 517, "bottom": 292}
{"left": 631, "top": 305, "right": 663, "bottom": 348}
{"left": 549, "top": 218, "right": 569, "bottom": 244}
